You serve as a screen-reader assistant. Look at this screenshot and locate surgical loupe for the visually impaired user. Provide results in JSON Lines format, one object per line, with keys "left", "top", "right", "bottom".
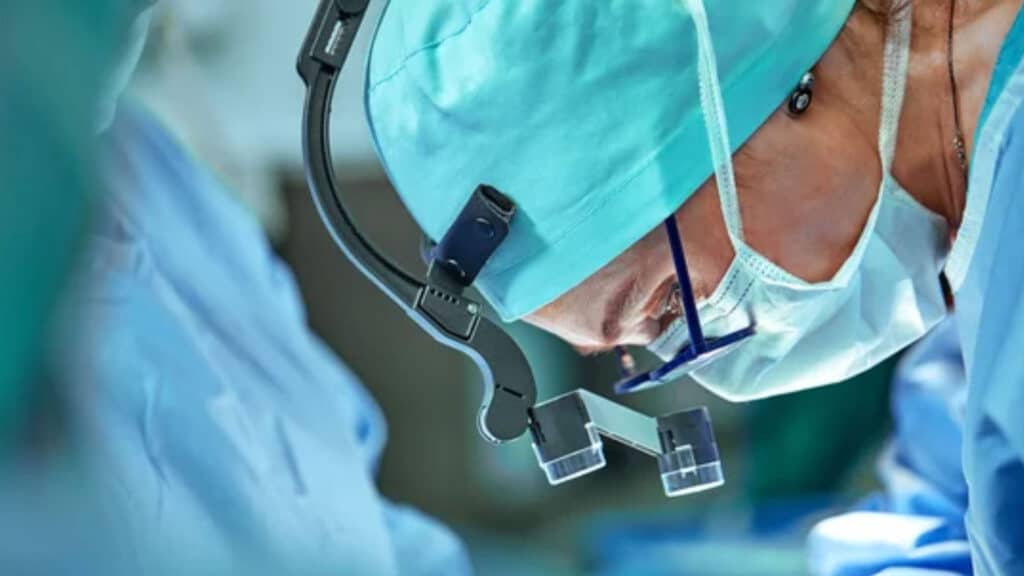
{"left": 297, "top": 0, "right": 745, "bottom": 497}
{"left": 530, "top": 390, "right": 723, "bottom": 496}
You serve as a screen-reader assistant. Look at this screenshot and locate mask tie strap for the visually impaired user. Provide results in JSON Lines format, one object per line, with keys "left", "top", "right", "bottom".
{"left": 682, "top": 0, "right": 744, "bottom": 245}
{"left": 879, "top": 5, "right": 913, "bottom": 174}
{"left": 614, "top": 0, "right": 758, "bottom": 394}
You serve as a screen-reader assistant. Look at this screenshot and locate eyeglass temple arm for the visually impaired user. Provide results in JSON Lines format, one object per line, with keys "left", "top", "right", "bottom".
{"left": 664, "top": 217, "right": 707, "bottom": 353}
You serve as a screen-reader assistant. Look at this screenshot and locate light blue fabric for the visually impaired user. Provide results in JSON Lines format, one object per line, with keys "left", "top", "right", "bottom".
{"left": 807, "top": 316, "right": 972, "bottom": 576}
{"left": 949, "top": 7, "right": 1024, "bottom": 574}
{"left": 366, "top": 0, "right": 856, "bottom": 320}
{"left": 975, "top": 6, "right": 1024, "bottom": 142}
{"left": 809, "top": 10, "right": 1024, "bottom": 575}
{"left": 955, "top": 59, "right": 1024, "bottom": 576}
{"left": 53, "top": 106, "right": 472, "bottom": 575}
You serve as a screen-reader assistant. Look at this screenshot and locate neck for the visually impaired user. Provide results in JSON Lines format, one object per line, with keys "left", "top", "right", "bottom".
{"left": 841, "top": 1, "right": 1021, "bottom": 232}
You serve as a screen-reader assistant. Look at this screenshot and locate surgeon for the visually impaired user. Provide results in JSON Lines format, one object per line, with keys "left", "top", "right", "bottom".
{"left": 365, "top": 0, "right": 1024, "bottom": 573}
{"left": 8, "top": 1, "right": 471, "bottom": 574}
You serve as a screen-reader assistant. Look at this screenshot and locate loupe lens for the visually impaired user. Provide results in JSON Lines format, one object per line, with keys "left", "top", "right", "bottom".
{"left": 656, "top": 407, "right": 724, "bottom": 497}
{"left": 533, "top": 423, "right": 606, "bottom": 485}
{"left": 658, "top": 445, "right": 724, "bottom": 497}
{"left": 529, "top": 395, "right": 607, "bottom": 486}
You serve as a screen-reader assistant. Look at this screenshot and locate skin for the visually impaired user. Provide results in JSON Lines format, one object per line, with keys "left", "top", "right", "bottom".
{"left": 526, "top": 0, "right": 1024, "bottom": 354}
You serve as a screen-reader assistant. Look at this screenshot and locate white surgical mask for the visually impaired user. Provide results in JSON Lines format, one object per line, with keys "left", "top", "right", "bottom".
{"left": 649, "top": 3, "right": 951, "bottom": 402}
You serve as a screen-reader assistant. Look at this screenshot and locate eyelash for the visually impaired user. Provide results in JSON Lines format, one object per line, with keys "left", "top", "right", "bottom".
{"left": 661, "top": 283, "right": 682, "bottom": 319}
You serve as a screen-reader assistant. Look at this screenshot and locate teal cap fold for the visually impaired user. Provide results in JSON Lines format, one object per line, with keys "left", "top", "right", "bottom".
{"left": 366, "top": 0, "right": 857, "bottom": 321}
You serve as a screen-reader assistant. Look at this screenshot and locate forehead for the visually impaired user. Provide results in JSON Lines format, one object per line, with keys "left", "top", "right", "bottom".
{"left": 540, "top": 221, "right": 664, "bottom": 305}
{"left": 526, "top": 221, "right": 673, "bottom": 342}
{"left": 524, "top": 173, "right": 738, "bottom": 348}
{"left": 531, "top": 175, "right": 726, "bottom": 319}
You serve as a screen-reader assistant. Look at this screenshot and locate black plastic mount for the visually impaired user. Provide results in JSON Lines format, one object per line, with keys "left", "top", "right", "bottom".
{"left": 656, "top": 408, "right": 720, "bottom": 466}
{"left": 428, "top": 185, "right": 515, "bottom": 288}
{"left": 297, "top": 0, "right": 536, "bottom": 443}
{"left": 528, "top": 394, "right": 592, "bottom": 462}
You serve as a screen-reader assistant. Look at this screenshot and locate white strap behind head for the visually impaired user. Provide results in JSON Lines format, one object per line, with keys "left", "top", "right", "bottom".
{"left": 684, "top": 0, "right": 912, "bottom": 245}
{"left": 880, "top": 4, "right": 912, "bottom": 172}
{"left": 682, "top": 0, "right": 745, "bottom": 243}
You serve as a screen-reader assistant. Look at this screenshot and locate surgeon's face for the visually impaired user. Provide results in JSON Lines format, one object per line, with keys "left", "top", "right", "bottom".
{"left": 525, "top": 60, "right": 884, "bottom": 354}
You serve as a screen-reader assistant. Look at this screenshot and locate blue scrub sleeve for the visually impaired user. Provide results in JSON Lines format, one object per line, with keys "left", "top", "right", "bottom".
{"left": 38, "top": 106, "right": 472, "bottom": 575}
{"left": 957, "top": 98, "right": 1024, "bottom": 576}
{"left": 808, "top": 317, "right": 972, "bottom": 576}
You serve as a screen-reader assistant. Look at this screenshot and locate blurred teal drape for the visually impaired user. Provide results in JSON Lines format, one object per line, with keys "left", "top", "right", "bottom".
{"left": 0, "top": 2, "right": 134, "bottom": 451}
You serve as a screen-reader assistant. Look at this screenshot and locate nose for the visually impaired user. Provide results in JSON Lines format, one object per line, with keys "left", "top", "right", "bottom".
{"left": 619, "top": 316, "right": 665, "bottom": 348}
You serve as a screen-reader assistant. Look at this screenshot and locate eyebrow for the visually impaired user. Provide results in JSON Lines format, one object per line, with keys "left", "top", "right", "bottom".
{"left": 598, "top": 275, "right": 643, "bottom": 346}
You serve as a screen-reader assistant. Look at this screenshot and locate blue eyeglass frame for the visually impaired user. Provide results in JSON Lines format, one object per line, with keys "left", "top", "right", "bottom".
{"left": 614, "top": 216, "right": 755, "bottom": 394}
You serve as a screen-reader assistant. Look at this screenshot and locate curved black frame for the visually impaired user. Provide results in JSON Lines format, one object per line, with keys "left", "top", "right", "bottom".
{"left": 297, "top": 0, "right": 536, "bottom": 443}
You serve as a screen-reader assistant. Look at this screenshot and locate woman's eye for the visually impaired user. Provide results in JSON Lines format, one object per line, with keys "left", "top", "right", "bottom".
{"left": 661, "top": 284, "right": 682, "bottom": 318}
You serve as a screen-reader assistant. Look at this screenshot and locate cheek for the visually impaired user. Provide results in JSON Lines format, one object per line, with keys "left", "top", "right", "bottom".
{"left": 525, "top": 251, "right": 646, "bottom": 347}
{"left": 525, "top": 296, "right": 605, "bottom": 348}
{"left": 737, "top": 113, "right": 881, "bottom": 282}
{"left": 674, "top": 180, "right": 735, "bottom": 298}
{"left": 525, "top": 231, "right": 682, "bottom": 348}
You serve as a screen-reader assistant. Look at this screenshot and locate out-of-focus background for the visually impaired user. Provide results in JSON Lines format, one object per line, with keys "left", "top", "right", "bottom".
{"left": 126, "top": 1, "right": 898, "bottom": 573}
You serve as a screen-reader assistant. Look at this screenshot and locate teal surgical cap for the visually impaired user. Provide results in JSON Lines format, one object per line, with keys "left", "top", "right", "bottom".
{"left": 366, "top": 0, "right": 857, "bottom": 321}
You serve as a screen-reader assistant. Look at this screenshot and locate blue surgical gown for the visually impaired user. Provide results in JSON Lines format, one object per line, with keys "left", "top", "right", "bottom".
{"left": 955, "top": 13, "right": 1024, "bottom": 572}
{"left": 811, "top": 7, "right": 1024, "bottom": 575}
{"left": 56, "top": 105, "right": 472, "bottom": 575}
{"left": 808, "top": 316, "right": 971, "bottom": 575}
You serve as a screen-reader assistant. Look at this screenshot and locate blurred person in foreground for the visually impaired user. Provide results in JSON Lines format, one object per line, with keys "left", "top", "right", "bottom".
{"left": 3, "top": 2, "right": 470, "bottom": 574}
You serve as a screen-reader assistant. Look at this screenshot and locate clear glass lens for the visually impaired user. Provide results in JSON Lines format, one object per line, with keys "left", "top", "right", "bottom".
{"left": 532, "top": 424, "right": 606, "bottom": 485}
{"left": 658, "top": 445, "right": 724, "bottom": 497}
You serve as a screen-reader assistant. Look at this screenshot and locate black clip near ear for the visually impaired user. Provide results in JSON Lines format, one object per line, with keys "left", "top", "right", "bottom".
{"left": 786, "top": 72, "right": 816, "bottom": 117}
{"left": 428, "top": 185, "right": 515, "bottom": 289}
